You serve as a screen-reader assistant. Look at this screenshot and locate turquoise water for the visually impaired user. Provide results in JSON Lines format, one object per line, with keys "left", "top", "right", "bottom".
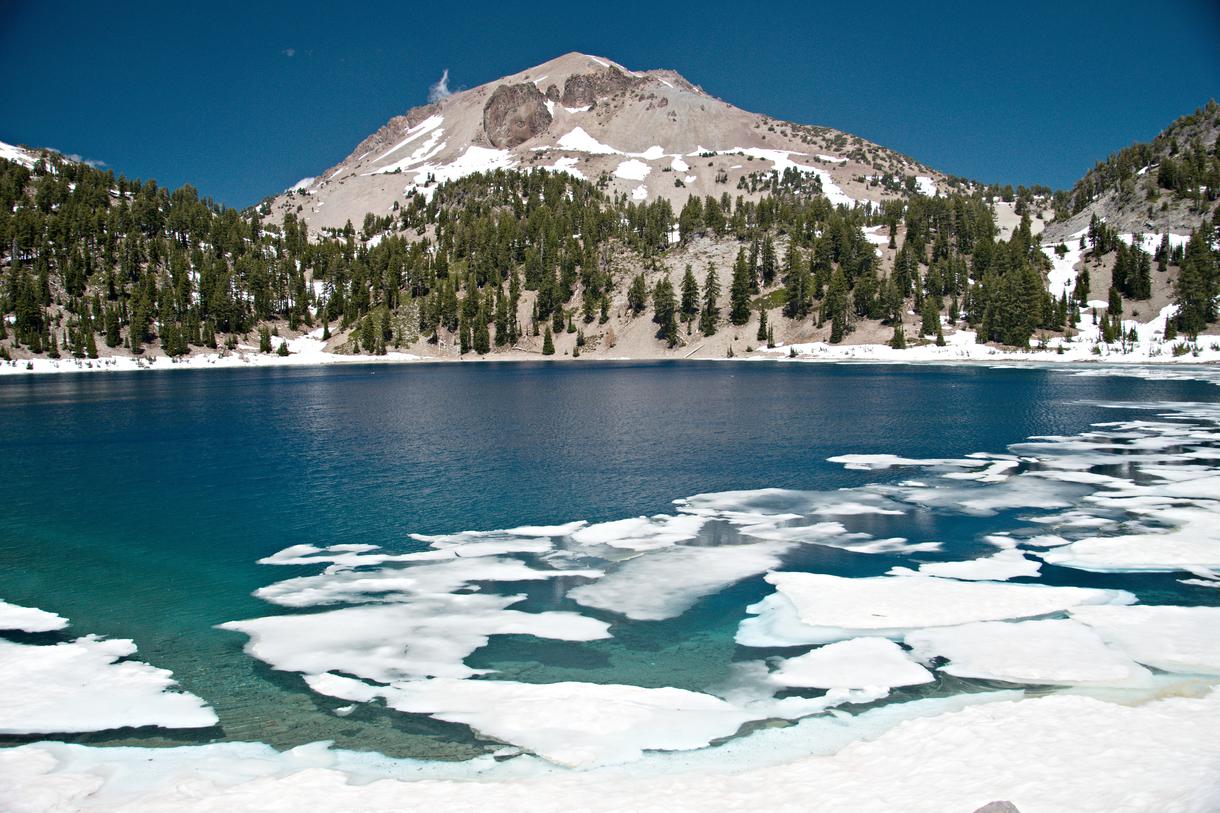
{"left": 1, "top": 361, "right": 1217, "bottom": 759}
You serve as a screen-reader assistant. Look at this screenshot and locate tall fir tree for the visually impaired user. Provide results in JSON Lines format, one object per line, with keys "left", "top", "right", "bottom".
{"left": 680, "top": 265, "right": 700, "bottom": 324}
{"left": 652, "top": 277, "right": 678, "bottom": 347}
{"left": 729, "top": 249, "right": 751, "bottom": 325}
{"left": 700, "top": 264, "right": 720, "bottom": 337}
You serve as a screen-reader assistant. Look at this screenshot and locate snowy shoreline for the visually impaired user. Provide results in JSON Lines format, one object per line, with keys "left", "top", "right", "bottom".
{"left": 2, "top": 337, "right": 1218, "bottom": 377}
{"left": 4, "top": 686, "right": 1219, "bottom": 812}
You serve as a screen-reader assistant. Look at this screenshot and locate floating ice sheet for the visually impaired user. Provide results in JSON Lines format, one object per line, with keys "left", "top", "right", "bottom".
{"left": 887, "top": 549, "right": 1042, "bottom": 581}
{"left": 770, "top": 638, "right": 933, "bottom": 690}
{"left": 906, "top": 619, "right": 1152, "bottom": 686}
{"left": 1070, "top": 604, "right": 1220, "bottom": 675}
{"left": 0, "top": 636, "right": 216, "bottom": 734}
{"left": 738, "top": 573, "right": 1134, "bottom": 647}
{"left": 308, "top": 673, "right": 759, "bottom": 768}
{"left": 220, "top": 594, "right": 610, "bottom": 682}
{"left": 566, "top": 542, "right": 787, "bottom": 620}
{"left": 0, "top": 599, "right": 68, "bottom": 633}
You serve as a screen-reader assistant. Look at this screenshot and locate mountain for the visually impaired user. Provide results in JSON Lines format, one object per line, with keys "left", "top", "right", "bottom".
{"left": 265, "top": 53, "right": 953, "bottom": 231}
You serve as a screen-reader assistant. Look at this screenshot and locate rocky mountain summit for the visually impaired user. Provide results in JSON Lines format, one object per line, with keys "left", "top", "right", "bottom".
{"left": 268, "top": 52, "right": 947, "bottom": 230}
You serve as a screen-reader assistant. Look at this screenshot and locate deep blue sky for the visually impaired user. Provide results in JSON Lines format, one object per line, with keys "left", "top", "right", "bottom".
{"left": 2, "top": 0, "right": 1217, "bottom": 208}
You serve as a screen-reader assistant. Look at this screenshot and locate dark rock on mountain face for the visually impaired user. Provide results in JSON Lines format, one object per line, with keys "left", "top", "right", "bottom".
{"left": 560, "top": 67, "right": 642, "bottom": 109}
{"left": 482, "top": 83, "right": 552, "bottom": 148}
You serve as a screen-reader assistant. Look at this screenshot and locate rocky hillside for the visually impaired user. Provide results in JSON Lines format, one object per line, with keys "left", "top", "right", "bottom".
{"left": 1044, "top": 100, "right": 1219, "bottom": 242}
{"left": 265, "top": 53, "right": 957, "bottom": 232}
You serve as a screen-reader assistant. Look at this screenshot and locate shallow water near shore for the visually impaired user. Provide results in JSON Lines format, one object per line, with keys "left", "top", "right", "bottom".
{"left": 1, "top": 360, "right": 1218, "bottom": 762}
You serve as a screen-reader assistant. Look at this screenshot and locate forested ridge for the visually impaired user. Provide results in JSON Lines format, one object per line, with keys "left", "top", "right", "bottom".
{"left": 1051, "top": 100, "right": 1220, "bottom": 222}
{"left": 1, "top": 138, "right": 1218, "bottom": 365}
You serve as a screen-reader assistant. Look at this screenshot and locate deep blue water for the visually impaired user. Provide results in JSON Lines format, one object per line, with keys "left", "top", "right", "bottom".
{"left": 0, "top": 361, "right": 1216, "bottom": 758}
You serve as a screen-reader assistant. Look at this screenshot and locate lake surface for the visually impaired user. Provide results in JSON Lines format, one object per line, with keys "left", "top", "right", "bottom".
{"left": 1, "top": 360, "right": 1218, "bottom": 763}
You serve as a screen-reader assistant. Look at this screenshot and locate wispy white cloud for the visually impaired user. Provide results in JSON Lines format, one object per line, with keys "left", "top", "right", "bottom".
{"left": 282, "top": 47, "right": 296, "bottom": 58}
{"left": 428, "top": 68, "right": 452, "bottom": 103}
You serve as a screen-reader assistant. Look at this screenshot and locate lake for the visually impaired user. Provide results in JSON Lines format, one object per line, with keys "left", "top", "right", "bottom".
{"left": 1, "top": 360, "right": 1218, "bottom": 768}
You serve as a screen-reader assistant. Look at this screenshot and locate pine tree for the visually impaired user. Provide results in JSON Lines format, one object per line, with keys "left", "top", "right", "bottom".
{"left": 259, "top": 325, "right": 272, "bottom": 353}
{"left": 729, "top": 249, "right": 751, "bottom": 325}
{"left": 890, "top": 321, "right": 906, "bottom": 349}
{"left": 541, "top": 325, "right": 555, "bottom": 355}
{"left": 747, "top": 238, "right": 761, "bottom": 293}
{"left": 1173, "top": 229, "right": 1219, "bottom": 338}
{"left": 756, "top": 304, "right": 769, "bottom": 341}
{"left": 680, "top": 265, "right": 700, "bottom": 323}
{"left": 700, "top": 264, "right": 720, "bottom": 336}
{"left": 1074, "top": 264, "right": 1091, "bottom": 305}
{"left": 824, "top": 268, "right": 849, "bottom": 344}
{"left": 653, "top": 277, "right": 678, "bottom": 347}
{"left": 85, "top": 329, "right": 98, "bottom": 359}
{"left": 760, "top": 237, "right": 777, "bottom": 285}
{"left": 277, "top": 340, "right": 289, "bottom": 356}
{"left": 920, "top": 297, "right": 940, "bottom": 336}
{"left": 627, "top": 273, "right": 648, "bottom": 313}
{"left": 474, "top": 300, "right": 491, "bottom": 354}
{"left": 494, "top": 288, "right": 509, "bottom": 346}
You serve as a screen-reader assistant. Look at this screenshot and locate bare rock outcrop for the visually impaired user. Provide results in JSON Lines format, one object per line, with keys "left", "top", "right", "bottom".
{"left": 973, "top": 803, "right": 1020, "bottom": 813}
{"left": 560, "top": 67, "right": 642, "bottom": 109}
{"left": 482, "top": 83, "right": 552, "bottom": 149}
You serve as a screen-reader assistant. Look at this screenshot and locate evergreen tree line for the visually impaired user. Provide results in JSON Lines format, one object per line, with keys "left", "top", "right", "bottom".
{"left": 2, "top": 149, "right": 1218, "bottom": 362}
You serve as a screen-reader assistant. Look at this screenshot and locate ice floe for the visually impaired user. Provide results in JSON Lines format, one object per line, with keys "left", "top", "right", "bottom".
{"left": 1070, "top": 604, "right": 1220, "bottom": 675}
{"left": 905, "top": 619, "right": 1152, "bottom": 686}
{"left": 0, "top": 635, "right": 216, "bottom": 734}
{"left": 566, "top": 542, "right": 787, "bottom": 620}
{"left": 308, "top": 673, "right": 758, "bottom": 768}
{"left": 220, "top": 594, "right": 610, "bottom": 682}
{"left": 1040, "top": 504, "right": 1220, "bottom": 572}
{"left": 887, "top": 549, "right": 1042, "bottom": 581}
{"left": 570, "top": 513, "right": 704, "bottom": 550}
{"left": 738, "top": 573, "right": 1133, "bottom": 647}
{"left": 769, "top": 638, "right": 933, "bottom": 690}
{"left": 0, "top": 599, "right": 68, "bottom": 633}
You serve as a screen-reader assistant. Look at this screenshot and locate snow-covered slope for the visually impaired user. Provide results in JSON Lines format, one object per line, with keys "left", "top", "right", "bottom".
{"left": 0, "top": 139, "right": 45, "bottom": 169}
{"left": 267, "top": 52, "right": 947, "bottom": 230}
